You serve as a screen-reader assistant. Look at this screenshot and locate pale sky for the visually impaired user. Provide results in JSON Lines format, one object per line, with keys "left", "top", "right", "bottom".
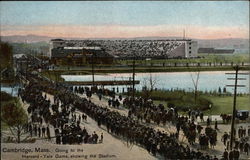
{"left": 0, "top": 1, "right": 249, "bottom": 39}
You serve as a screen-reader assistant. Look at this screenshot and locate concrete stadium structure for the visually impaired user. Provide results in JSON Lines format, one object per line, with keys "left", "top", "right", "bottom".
{"left": 49, "top": 39, "right": 198, "bottom": 61}
{"left": 49, "top": 39, "right": 114, "bottom": 65}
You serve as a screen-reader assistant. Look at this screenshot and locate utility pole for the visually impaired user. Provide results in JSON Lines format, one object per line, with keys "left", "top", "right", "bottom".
{"left": 0, "top": 64, "right": 2, "bottom": 96}
{"left": 91, "top": 54, "right": 95, "bottom": 89}
{"left": 132, "top": 56, "right": 135, "bottom": 101}
{"left": 226, "top": 65, "right": 247, "bottom": 150}
{"left": 183, "top": 29, "right": 185, "bottom": 40}
{"left": 25, "top": 58, "right": 28, "bottom": 79}
{"left": 229, "top": 65, "right": 238, "bottom": 151}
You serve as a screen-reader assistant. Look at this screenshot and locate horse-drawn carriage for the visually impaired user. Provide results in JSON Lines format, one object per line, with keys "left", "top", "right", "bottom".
{"left": 220, "top": 110, "right": 249, "bottom": 123}
{"left": 220, "top": 114, "right": 232, "bottom": 123}
{"left": 236, "top": 110, "right": 249, "bottom": 121}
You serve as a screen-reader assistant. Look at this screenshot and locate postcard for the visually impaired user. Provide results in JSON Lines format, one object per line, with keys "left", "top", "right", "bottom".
{"left": 1, "top": 1, "right": 249, "bottom": 160}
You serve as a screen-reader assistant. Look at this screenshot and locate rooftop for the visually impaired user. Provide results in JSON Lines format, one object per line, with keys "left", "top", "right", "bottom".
{"left": 51, "top": 39, "right": 64, "bottom": 41}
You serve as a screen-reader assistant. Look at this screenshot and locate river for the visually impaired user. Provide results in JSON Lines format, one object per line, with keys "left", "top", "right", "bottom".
{"left": 1, "top": 85, "right": 19, "bottom": 96}
{"left": 61, "top": 71, "right": 249, "bottom": 94}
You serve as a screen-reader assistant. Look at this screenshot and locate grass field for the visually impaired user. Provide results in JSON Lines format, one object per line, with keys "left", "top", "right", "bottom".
{"left": 41, "top": 53, "right": 250, "bottom": 76}
{"left": 154, "top": 95, "right": 249, "bottom": 115}
{"left": 40, "top": 71, "right": 65, "bottom": 82}
{"left": 118, "top": 53, "right": 249, "bottom": 65}
{"left": 202, "top": 95, "right": 250, "bottom": 115}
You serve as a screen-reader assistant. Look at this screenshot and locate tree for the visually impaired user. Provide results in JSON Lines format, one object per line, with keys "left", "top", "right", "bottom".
{"left": 218, "top": 87, "right": 222, "bottom": 95}
{"left": 141, "top": 73, "right": 158, "bottom": 100}
{"left": 148, "top": 72, "right": 157, "bottom": 92}
{"left": 190, "top": 71, "right": 200, "bottom": 104}
{"left": 223, "top": 87, "right": 227, "bottom": 93}
{"left": 142, "top": 78, "right": 151, "bottom": 101}
{"left": 1, "top": 100, "right": 28, "bottom": 143}
{"left": 0, "top": 42, "right": 13, "bottom": 71}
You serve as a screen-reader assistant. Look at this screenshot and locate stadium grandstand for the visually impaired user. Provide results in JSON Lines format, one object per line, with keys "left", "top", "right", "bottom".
{"left": 49, "top": 39, "right": 198, "bottom": 61}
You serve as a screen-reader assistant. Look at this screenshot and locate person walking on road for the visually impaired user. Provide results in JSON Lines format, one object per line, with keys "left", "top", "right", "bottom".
{"left": 215, "top": 119, "right": 218, "bottom": 130}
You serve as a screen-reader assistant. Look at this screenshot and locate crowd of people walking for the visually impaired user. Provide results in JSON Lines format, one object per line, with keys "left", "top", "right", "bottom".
{"left": 16, "top": 71, "right": 249, "bottom": 159}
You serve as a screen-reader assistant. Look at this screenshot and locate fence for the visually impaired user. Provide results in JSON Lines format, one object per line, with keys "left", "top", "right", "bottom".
{"left": 130, "top": 62, "right": 250, "bottom": 68}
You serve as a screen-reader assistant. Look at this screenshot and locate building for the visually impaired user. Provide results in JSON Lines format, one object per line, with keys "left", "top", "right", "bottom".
{"left": 49, "top": 39, "right": 114, "bottom": 65}
{"left": 77, "top": 39, "right": 198, "bottom": 59}
{"left": 84, "top": 47, "right": 114, "bottom": 64}
{"left": 49, "top": 39, "right": 198, "bottom": 64}
{"left": 198, "top": 48, "right": 235, "bottom": 54}
{"left": 49, "top": 39, "right": 65, "bottom": 57}
{"left": 167, "top": 39, "right": 198, "bottom": 58}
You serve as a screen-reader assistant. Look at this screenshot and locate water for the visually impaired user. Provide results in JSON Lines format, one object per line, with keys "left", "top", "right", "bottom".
{"left": 61, "top": 71, "right": 249, "bottom": 94}
{"left": 0, "top": 85, "right": 19, "bottom": 96}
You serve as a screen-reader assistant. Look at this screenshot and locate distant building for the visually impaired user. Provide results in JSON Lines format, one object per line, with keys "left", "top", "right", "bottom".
{"left": 198, "top": 48, "right": 235, "bottom": 54}
{"left": 85, "top": 39, "right": 198, "bottom": 59}
{"left": 49, "top": 39, "right": 65, "bottom": 58}
{"left": 49, "top": 39, "right": 198, "bottom": 63}
{"left": 49, "top": 39, "right": 114, "bottom": 65}
{"left": 167, "top": 40, "right": 198, "bottom": 58}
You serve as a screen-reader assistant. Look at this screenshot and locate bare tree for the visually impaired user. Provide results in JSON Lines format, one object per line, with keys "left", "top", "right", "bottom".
{"left": 190, "top": 70, "right": 200, "bottom": 104}
{"left": 141, "top": 78, "right": 151, "bottom": 100}
{"left": 141, "top": 73, "right": 158, "bottom": 100}
{"left": 149, "top": 73, "right": 157, "bottom": 91}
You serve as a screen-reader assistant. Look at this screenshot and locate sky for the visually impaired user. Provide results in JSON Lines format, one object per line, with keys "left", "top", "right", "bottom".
{"left": 0, "top": 1, "right": 249, "bottom": 39}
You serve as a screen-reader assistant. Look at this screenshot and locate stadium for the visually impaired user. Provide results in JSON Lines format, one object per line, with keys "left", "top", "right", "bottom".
{"left": 49, "top": 39, "right": 198, "bottom": 62}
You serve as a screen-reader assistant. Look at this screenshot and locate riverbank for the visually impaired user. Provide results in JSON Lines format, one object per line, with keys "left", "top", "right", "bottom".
{"left": 41, "top": 66, "right": 250, "bottom": 81}
{"left": 50, "top": 66, "right": 250, "bottom": 74}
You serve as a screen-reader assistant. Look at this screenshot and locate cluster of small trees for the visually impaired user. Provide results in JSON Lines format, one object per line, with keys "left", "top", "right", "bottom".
{"left": 1, "top": 94, "right": 28, "bottom": 143}
{"left": 205, "top": 87, "right": 229, "bottom": 96}
{"left": 11, "top": 42, "right": 49, "bottom": 56}
{"left": 0, "top": 42, "right": 13, "bottom": 71}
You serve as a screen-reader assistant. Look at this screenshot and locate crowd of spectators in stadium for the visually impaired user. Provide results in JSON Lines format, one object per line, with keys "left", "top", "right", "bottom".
{"left": 64, "top": 40, "right": 184, "bottom": 59}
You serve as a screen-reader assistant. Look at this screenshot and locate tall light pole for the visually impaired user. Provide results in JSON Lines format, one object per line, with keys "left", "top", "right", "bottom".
{"left": 91, "top": 53, "right": 95, "bottom": 89}
{"left": 226, "top": 65, "right": 247, "bottom": 150}
{"left": 146, "top": 58, "right": 153, "bottom": 91}
{"left": 0, "top": 64, "right": 4, "bottom": 95}
{"left": 132, "top": 56, "right": 135, "bottom": 101}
